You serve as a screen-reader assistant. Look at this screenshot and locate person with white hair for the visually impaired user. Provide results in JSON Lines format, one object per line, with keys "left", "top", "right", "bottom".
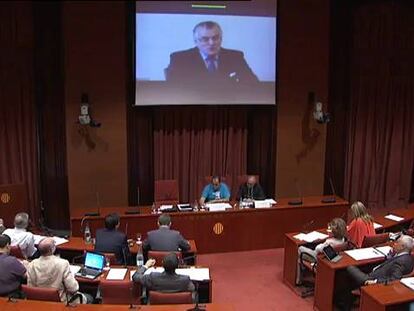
{"left": 337, "top": 235, "right": 414, "bottom": 310}
{"left": 3, "top": 213, "right": 36, "bottom": 258}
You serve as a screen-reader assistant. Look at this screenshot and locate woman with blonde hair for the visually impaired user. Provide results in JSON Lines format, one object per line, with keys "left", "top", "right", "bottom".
{"left": 347, "top": 201, "right": 375, "bottom": 248}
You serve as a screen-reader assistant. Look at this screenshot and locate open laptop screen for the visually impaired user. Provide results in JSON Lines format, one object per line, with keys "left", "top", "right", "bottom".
{"left": 84, "top": 252, "right": 105, "bottom": 270}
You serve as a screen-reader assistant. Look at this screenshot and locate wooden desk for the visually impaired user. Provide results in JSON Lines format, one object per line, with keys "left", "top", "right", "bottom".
{"left": 283, "top": 205, "right": 414, "bottom": 296}
{"left": 0, "top": 299, "right": 234, "bottom": 311}
{"left": 360, "top": 281, "right": 414, "bottom": 311}
{"left": 71, "top": 196, "right": 349, "bottom": 253}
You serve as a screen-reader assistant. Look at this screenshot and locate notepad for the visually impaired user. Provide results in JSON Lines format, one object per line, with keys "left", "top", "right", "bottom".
{"left": 384, "top": 214, "right": 404, "bottom": 222}
{"left": 106, "top": 268, "right": 128, "bottom": 280}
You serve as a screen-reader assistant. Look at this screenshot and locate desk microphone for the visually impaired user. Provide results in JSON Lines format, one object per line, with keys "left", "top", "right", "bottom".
{"left": 288, "top": 179, "right": 303, "bottom": 205}
{"left": 321, "top": 178, "right": 337, "bottom": 203}
{"left": 126, "top": 187, "right": 140, "bottom": 215}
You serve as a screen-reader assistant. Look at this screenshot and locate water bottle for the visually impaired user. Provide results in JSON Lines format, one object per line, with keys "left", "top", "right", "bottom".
{"left": 84, "top": 222, "right": 92, "bottom": 244}
{"left": 151, "top": 202, "right": 156, "bottom": 214}
{"left": 239, "top": 198, "right": 243, "bottom": 209}
{"left": 136, "top": 241, "right": 144, "bottom": 267}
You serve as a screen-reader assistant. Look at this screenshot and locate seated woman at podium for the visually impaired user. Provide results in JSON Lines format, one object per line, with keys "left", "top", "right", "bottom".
{"left": 296, "top": 218, "right": 347, "bottom": 285}
{"left": 347, "top": 201, "right": 375, "bottom": 248}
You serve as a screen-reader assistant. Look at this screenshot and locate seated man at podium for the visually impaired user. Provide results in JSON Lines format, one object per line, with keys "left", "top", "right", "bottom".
{"left": 199, "top": 176, "right": 231, "bottom": 205}
{"left": 132, "top": 252, "right": 195, "bottom": 295}
{"left": 143, "top": 214, "right": 190, "bottom": 253}
{"left": 94, "top": 213, "right": 130, "bottom": 265}
{"left": 237, "top": 175, "right": 265, "bottom": 201}
{"left": 3, "top": 213, "right": 36, "bottom": 259}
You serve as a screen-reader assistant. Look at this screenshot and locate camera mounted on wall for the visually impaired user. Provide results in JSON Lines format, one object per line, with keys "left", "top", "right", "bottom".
{"left": 78, "top": 93, "right": 101, "bottom": 127}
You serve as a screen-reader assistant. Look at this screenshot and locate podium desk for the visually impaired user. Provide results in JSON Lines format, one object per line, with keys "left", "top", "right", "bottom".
{"left": 71, "top": 196, "right": 349, "bottom": 254}
{"left": 360, "top": 281, "right": 414, "bottom": 311}
{"left": 0, "top": 299, "right": 233, "bottom": 311}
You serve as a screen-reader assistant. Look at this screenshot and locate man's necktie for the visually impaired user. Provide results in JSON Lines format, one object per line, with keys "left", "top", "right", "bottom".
{"left": 206, "top": 56, "right": 216, "bottom": 73}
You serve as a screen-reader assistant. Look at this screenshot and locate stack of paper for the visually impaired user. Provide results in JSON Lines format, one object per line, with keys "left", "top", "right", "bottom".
{"left": 344, "top": 246, "right": 391, "bottom": 261}
{"left": 206, "top": 203, "right": 232, "bottom": 212}
{"left": 33, "top": 234, "right": 68, "bottom": 246}
{"left": 293, "top": 231, "right": 329, "bottom": 243}
{"left": 106, "top": 268, "right": 128, "bottom": 280}
{"left": 384, "top": 214, "right": 404, "bottom": 222}
{"left": 401, "top": 277, "right": 414, "bottom": 290}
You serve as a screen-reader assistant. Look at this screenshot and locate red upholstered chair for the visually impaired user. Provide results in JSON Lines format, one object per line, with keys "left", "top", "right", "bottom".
{"left": 22, "top": 285, "right": 60, "bottom": 302}
{"left": 148, "top": 251, "right": 182, "bottom": 266}
{"left": 102, "top": 253, "right": 117, "bottom": 265}
{"left": 361, "top": 233, "right": 389, "bottom": 248}
{"left": 149, "top": 291, "right": 193, "bottom": 305}
{"left": 154, "top": 179, "right": 179, "bottom": 207}
{"left": 10, "top": 245, "right": 25, "bottom": 259}
{"left": 100, "top": 279, "right": 141, "bottom": 305}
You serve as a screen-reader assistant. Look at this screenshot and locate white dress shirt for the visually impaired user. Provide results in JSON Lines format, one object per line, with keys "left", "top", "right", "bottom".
{"left": 3, "top": 227, "right": 36, "bottom": 258}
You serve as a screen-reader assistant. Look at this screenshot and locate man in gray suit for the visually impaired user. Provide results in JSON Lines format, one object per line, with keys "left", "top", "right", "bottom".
{"left": 143, "top": 214, "right": 190, "bottom": 252}
{"left": 132, "top": 252, "right": 195, "bottom": 294}
{"left": 337, "top": 235, "right": 414, "bottom": 310}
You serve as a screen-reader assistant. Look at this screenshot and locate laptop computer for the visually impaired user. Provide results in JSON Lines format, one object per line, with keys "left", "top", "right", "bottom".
{"left": 75, "top": 251, "right": 105, "bottom": 279}
{"left": 322, "top": 245, "right": 342, "bottom": 263}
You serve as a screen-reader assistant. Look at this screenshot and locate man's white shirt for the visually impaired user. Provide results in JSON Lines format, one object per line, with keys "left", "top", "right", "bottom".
{"left": 3, "top": 227, "right": 36, "bottom": 258}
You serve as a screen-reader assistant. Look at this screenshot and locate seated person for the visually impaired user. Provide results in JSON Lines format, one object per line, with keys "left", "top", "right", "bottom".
{"left": 338, "top": 235, "right": 414, "bottom": 310}
{"left": 0, "top": 234, "right": 27, "bottom": 298}
{"left": 296, "top": 218, "right": 347, "bottom": 284}
{"left": 143, "top": 214, "right": 190, "bottom": 253}
{"left": 237, "top": 175, "right": 265, "bottom": 200}
{"left": 347, "top": 201, "right": 375, "bottom": 248}
{"left": 27, "top": 238, "right": 91, "bottom": 303}
{"left": 3, "top": 213, "right": 36, "bottom": 259}
{"left": 0, "top": 218, "right": 5, "bottom": 234}
{"left": 94, "top": 213, "right": 129, "bottom": 265}
{"left": 132, "top": 252, "right": 195, "bottom": 297}
{"left": 199, "top": 176, "right": 230, "bottom": 205}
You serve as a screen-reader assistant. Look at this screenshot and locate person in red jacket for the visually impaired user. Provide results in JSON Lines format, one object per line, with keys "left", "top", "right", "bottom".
{"left": 347, "top": 201, "right": 375, "bottom": 248}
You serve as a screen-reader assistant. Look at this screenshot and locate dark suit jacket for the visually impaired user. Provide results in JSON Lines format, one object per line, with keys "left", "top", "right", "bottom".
{"left": 166, "top": 47, "right": 258, "bottom": 85}
{"left": 132, "top": 266, "right": 195, "bottom": 293}
{"left": 237, "top": 183, "right": 265, "bottom": 200}
{"left": 369, "top": 253, "right": 414, "bottom": 283}
{"left": 94, "top": 228, "right": 129, "bottom": 265}
{"left": 143, "top": 227, "right": 190, "bottom": 253}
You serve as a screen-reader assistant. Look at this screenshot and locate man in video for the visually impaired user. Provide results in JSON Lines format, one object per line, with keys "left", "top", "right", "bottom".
{"left": 165, "top": 21, "right": 259, "bottom": 85}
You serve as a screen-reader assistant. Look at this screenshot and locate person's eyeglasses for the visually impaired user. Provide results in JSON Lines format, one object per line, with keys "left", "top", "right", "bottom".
{"left": 197, "top": 35, "right": 221, "bottom": 43}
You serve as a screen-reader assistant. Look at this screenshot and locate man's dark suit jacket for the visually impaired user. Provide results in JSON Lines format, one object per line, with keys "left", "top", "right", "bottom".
{"left": 165, "top": 47, "right": 259, "bottom": 85}
{"left": 94, "top": 228, "right": 129, "bottom": 265}
{"left": 367, "top": 253, "right": 414, "bottom": 283}
{"left": 143, "top": 227, "right": 190, "bottom": 253}
{"left": 237, "top": 183, "right": 266, "bottom": 200}
{"left": 132, "top": 266, "right": 195, "bottom": 293}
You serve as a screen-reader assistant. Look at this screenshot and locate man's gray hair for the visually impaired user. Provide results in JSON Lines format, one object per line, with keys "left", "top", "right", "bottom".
{"left": 193, "top": 21, "right": 222, "bottom": 38}
{"left": 400, "top": 235, "right": 414, "bottom": 252}
{"left": 14, "top": 212, "right": 29, "bottom": 229}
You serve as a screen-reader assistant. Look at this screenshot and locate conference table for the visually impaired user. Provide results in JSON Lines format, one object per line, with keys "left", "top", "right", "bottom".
{"left": 71, "top": 196, "right": 349, "bottom": 254}
{"left": 283, "top": 204, "right": 414, "bottom": 311}
{"left": 0, "top": 299, "right": 234, "bottom": 311}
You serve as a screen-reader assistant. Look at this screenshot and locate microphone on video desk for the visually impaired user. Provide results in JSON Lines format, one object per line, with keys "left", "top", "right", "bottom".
{"left": 321, "top": 178, "right": 337, "bottom": 203}
{"left": 288, "top": 179, "right": 303, "bottom": 205}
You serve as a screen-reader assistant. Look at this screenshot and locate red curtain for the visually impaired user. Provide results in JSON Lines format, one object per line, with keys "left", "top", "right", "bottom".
{"left": 0, "top": 2, "right": 39, "bottom": 221}
{"left": 153, "top": 107, "right": 247, "bottom": 203}
{"left": 343, "top": 1, "right": 414, "bottom": 209}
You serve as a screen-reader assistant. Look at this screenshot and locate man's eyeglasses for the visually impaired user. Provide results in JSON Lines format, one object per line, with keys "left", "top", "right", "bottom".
{"left": 197, "top": 35, "right": 221, "bottom": 43}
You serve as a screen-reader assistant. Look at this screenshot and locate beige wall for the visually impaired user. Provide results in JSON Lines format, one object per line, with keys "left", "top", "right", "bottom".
{"left": 276, "top": 0, "right": 330, "bottom": 197}
{"left": 63, "top": 2, "right": 128, "bottom": 215}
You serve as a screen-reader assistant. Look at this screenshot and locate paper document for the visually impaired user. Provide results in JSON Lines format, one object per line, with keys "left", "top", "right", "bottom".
{"left": 401, "top": 277, "right": 414, "bottom": 290}
{"left": 69, "top": 265, "right": 81, "bottom": 275}
{"left": 384, "top": 214, "right": 404, "bottom": 222}
{"left": 33, "top": 234, "right": 68, "bottom": 246}
{"left": 106, "top": 268, "right": 128, "bottom": 280}
{"left": 160, "top": 205, "right": 174, "bottom": 211}
{"left": 373, "top": 222, "right": 383, "bottom": 229}
{"left": 144, "top": 267, "right": 210, "bottom": 281}
{"left": 302, "top": 231, "right": 329, "bottom": 243}
{"left": 374, "top": 246, "right": 392, "bottom": 256}
{"left": 206, "top": 203, "right": 232, "bottom": 212}
{"left": 265, "top": 198, "right": 277, "bottom": 204}
{"left": 344, "top": 247, "right": 386, "bottom": 261}
{"left": 293, "top": 233, "right": 308, "bottom": 241}
{"left": 254, "top": 200, "right": 271, "bottom": 209}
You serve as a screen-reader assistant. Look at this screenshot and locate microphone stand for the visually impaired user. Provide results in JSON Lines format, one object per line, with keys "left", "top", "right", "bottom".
{"left": 186, "top": 281, "right": 205, "bottom": 311}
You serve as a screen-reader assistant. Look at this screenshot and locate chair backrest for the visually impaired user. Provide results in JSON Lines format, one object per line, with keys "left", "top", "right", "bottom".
{"left": 154, "top": 179, "right": 179, "bottom": 205}
{"left": 149, "top": 291, "right": 192, "bottom": 305}
{"left": 361, "top": 233, "right": 389, "bottom": 248}
{"left": 148, "top": 251, "right": 182, "bottom": 266}
{"left": 100, "top": 279, "right": 141, "bottom": 305}
{"left": 10, "top": 245, "right": 25, "bottom": 259}
{"left": 102, "top": 252, "right": 117, "bottom": 265}
{"left": 22, "top": 285, "right": 60, "bottom": 302}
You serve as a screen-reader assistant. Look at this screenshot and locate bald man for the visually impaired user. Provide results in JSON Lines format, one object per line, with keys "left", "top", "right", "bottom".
{"left": 237, "top": 176, "right": 265, "bottom": 201}
{"left": 338, "top": 235, "right": 414, "bottom": 310}
{"left": 27, "top": 238, "right": 80, "bottom": 303}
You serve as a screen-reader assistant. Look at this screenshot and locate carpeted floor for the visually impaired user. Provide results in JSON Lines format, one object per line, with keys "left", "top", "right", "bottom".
{"left": 197, "top": 248, "right": 314, "bottom": 311}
